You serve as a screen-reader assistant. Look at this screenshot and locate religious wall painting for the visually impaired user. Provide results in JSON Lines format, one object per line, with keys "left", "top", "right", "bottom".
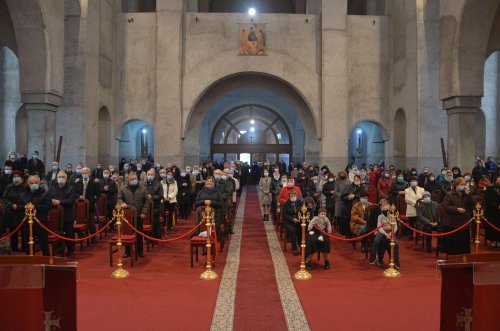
{"left": 239, "top": 23, "right": 266, "bottom": 55}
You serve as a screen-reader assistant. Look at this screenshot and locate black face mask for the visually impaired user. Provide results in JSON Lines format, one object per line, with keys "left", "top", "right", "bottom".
{"left": 382, "top": 210, "right": 389, "bottom": 216}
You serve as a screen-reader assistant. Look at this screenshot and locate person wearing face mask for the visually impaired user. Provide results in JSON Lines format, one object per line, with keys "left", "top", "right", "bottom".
{"left": 64, "top": 163, "right": 75, "bottom": 184}
{"left": 423, "top": 173, "right": 442, "bottom": 196}
{"left": 451, "top": 166, "right": 462, "bottom": 179}
{"left": 161, "top": 170, "right": 178, "bottom": 235}
{"left": 373, "top": 203, "right": 400, "bottom": 269}
{"left": 350, "top": 192, "right": 371, "bottom": 253}
{"left": 143, "top": 169, "right": 163, "bottom": 239}
{"left": 334, "top": 171, "right": 351, "bottom": 235}
{"left": 120, "top": 163, "right": 131, "bottom": 180}
{"left": 282, "top": 191, "right": 303, "bottom": 256}
{"left": 27, "top": 151, "right": 45, "bottom": 178}
{"left": 69, "top": 164, "right": 84, "bottom": 186}
{"left": 74, "top": 167, "right": 101, "bottom": 241}
{"left": 436, "top": 168, "right": 448, "bottom": 184}
{"left": 341, "top": 174, "right": 368, "bottom": 238}
{"left": 472, "top": 159, "right": 488, "bottom": 185}
{"left": 100, "top": 169, "right": 119, "bottom": 230}
{"left": 270, "top": 170, "right": 282, "bottom": 223}
{"left": 195, "top": 176, "right": 223, "bottom": 240}
{"left": 134, "top": 163, "right": 147, "bottom": 183}
{"left": 416, "top": 191, "right": 439, "bottom": 253}
{"left": 47, "top": 171, "right": 77, "bottom": 257}
{"left": 278, "top": 177, "right": 303, "bottom": 206}
{"left": 118, "top": 173, "right": 149, "bottom": 257}
{"left": 2, "top": 171, "right": 27, "bottom": 252}
{"left": 441, "top": 170, "right": 455, "bottom": 195}
{"left": 418, "top": 167, "right": 431, "bottom": 188}
{"left": 259, "top": 168, "right": 273, "bottom": 222}
{"left": 441, "top": 177, "right": 475, "bottom": 255}
{"left": 391, "top": 172, "right": 409, "bottom": 200}
{"left": 348, "top": 163, "right": 359, "bottom": 182}
{"left": 4, "top": 151, "right": 19, "bottom": 170}
{"left": 177, "top": 170, "right": 192, "bottom": 220}
{"left": 484, "top": 176, "right": 500, "bottom": 247}
{"left": 462, "top": 172, "right": 478, "bottom": 198}
{"left": 45, "top": 161, "right": 60, "bottom": 186}
{"left": 214, "top": 169, "right": 232, "bottom": 235}
{"left": 305, "top": 208, "right": 332, "bottom": 270}
{"left": 223, "top": 168, "right": 237, "bottom": 231}
{"left": 18, "top": 175, "right": 51, "bottom": 256}
{"left": 321, "top": 173, "right": 336, "bottom": 224}
{"left": 403, "top": 176, "right": 425, "bottom": 240}
{"left": 484, "top": 156, "right": 497, "bottom": 182}
{"left": 0, "top": 165, "right": 14, "bottom": 194}
{"left": 377, "top": 171, "right": 394, "bottom": 202}
{"left": 91, "top": 164, "right": 103, "bottom": 180}
{"left": 369, "top": 165, "right": 381, "bottom": 185}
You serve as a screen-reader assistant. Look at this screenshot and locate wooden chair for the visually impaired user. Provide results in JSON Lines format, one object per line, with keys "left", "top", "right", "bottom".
{"left": 94, "top": 194, "right": 108, "bottom": 239}
{"left": 142, "top": 198, "right": 154, "bottom": 251}
{"left": 108, "top": 206, "right": 137, "bottom": 267}
{"left": 190, "top": 207, "right": 217, "bottom": 268}
{"left": 159, "top": 199, "right": 165, "bottom": 238}
{"left": 73, "top": 198, "right": 90, "bottom": 250}
{"left": 431, "top": 190, "right": 442, "bottom": 203}
{"left": 47, "top": 205, "right": 64, "bottom": 257}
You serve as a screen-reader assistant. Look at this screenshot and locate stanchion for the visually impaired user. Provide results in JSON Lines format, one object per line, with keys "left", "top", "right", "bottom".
{"left": 200, "top": 204, "right": 218, "bottom": 280}
{"left": 294, "top": 205, "right": 312, "bottom": 280}
{"left": 111, "top": 205, "right": 130, "bottom": 279}
{"left": 384, "top": 205, "right": 401, "bottom": 278}
{"left": 25, "top": 202, "right": 36, "bottom": 256}
{"left": 473, "top": 203, "right": 483, "bottom": 254}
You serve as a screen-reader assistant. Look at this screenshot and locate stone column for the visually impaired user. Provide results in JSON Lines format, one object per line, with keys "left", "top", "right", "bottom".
{"left": 443, "top": 96, "right": 481, "bottom": 171}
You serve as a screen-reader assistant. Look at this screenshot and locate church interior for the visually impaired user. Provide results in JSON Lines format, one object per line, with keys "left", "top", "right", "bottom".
{"left": 0, "top": 0, "right": 499, "bottom": 330}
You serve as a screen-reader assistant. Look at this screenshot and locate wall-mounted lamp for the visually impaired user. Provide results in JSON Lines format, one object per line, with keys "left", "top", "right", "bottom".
{"left": 195, "top": 17, "right": 199, "bottom": 22}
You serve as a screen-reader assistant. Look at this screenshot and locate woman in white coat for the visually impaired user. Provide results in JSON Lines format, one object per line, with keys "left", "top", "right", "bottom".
{"left": 161, "top": 169, "right": 178, "bottom": 234}
{"left": 404, "top": 176, "right": 425, "bottom": 239}
{"left": 259, "top": 168, "right": 272, "bottom": 221}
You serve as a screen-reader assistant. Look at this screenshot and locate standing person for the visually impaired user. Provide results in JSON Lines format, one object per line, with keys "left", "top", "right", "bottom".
{"left": 0, "top": 165, "right": 14, "bottom": 195}
{"left": 100, "top": 168, "right": 118, "bottom": 229}
{"left": 73, "top": 167, "right": 101, "bottom": 242}
{"left": 341, "top": 174, "right": 368, "bottom": 237}
{"left": 45, "top": 162, "right": 60, "bottom": 186}
{"left": 270, "top": 170, "right": 281, "bottom": 223}
{"left": 334, "top": 171, "right": 351, "bottom": 235}
{"left": 305, "top": 208, "right": 332, "bottom": 270}
{"left": 18, "top": 175, "right": 51, "bottom": 256}
{"left": 441, "top": 177, "right": 476, "bottom": 255}
{"left": 2, "top": 171, "right": 27, "bottom": 252}
{"left": 117, "top": 173, "right": 149, "bottom": 258}
{"left": 322, "top": 172, "right": 336, "bottom": 223}
{"left": 259, "top": 168, "right": 272, "bottom": 221}
{"left": 404, "top": 177, "right": 425, "bottom": 239}
{"left": 47, "top": 171, "right": 77, "bottom": 257}
{"left": 26, "top": 151, "right": 45, "bottom": 177}
{"left": 484, "top": 176, "right": 500, "bottom": 248}
{"left": 177, "top": 170, "right": 191, "bottom": 220}
{"left": 278, "top": 177, "right": 302, "bottom": 206}
{"left": 377, "top": 170, "right": 393, "bottom": 202}
{"left": 282, "top": 191, "right": 303, "bottom": 256}
{"left": 161, "top": 169, "right": 178, "bottom": 235}
{"left": 416, "top": 191, "right": 440, "bottom": 252}
{"left": 144, "top": 169, "right": 163, "bottom": 239}
{"left": 472, "top": 159, "right": 488, "bottom": 185}
{"left": 350, "top": 192, "right": 371, "bottom": 253}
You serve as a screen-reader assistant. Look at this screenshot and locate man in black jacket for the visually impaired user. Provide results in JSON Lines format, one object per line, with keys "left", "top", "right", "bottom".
{"left": 47, "top": 171, "right": 77, "bottom": 256}
{"left": 73, "top": 167, "right": 101, "bottom": 242}
{"left": 100, "top": 168, "right": 118, "bottom": 227}
{"left": 195, "top": 176, "right": 223, "bottom": 240}
{"left": 282, "top": 190, "right": 303, "bottom": 256}
{"left": 26, "top": 151, "right": 45, "bottom": 177}
{"left": 144, "top": 169, "right": 163, "bottom": 239}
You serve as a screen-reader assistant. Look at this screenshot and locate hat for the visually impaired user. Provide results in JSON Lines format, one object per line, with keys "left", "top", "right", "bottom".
{"left": 411, "top": 176, "right": 418, "bottom": 181}
{"left": 289, "top": 191, "right": 297, "bottom": 196}
{"left": 422, "top": 191, "right": 431, "bottom": 198}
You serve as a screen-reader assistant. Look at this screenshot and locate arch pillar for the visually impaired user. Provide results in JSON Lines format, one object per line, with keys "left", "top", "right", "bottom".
{"left": 443, "top": 96, "right": 481, "bottom": 170}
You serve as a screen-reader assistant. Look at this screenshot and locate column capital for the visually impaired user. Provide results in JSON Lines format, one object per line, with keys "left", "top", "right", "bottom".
{"left": 21, "top": 91, "right": 63, "bottom": 110}
{"left": 442, "top": 96, "right": 481, "bottom": 112}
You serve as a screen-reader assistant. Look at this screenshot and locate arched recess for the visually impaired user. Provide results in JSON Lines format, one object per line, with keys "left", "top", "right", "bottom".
{"left": 348, "top": 121, "right": 386, "bottom": 167}
{"left": 119, "top": 120, "right": 154, "bottom": 161}
{"left": 393, "top": 109, "right": 406, "bottom": 169}
{"left": 98, "top": 107, "right": 111, "bottom": 166}
{"left": 15, "top": 105, "right": 27, "bottom": 154}
{"left": 184, "top": 73, "right": 318, "bottom": 165}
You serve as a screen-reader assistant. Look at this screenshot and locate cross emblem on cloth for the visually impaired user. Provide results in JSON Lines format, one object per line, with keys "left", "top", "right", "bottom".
{"left": 44, "top": 311, "right": 61, "bottom": 331}
{"left": 456, "top": 307, "right": 473, "bottom": 331}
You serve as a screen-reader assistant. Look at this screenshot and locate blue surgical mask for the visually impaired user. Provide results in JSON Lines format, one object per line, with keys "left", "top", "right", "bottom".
{"left": 82, "top": 175, "right": 89, "bottom": 180}
{"left": 103, "top": 174, "right": 110, "bottom": 179}
{"left": 130, "top": 179, "right": 138, "bottom": 186}
{"left": 160, "top": 173, "right": 167, "bottom": 179}
{"left": 397, "top": 176, "right": 404, "bottom": 182}
{"left": 423, "top": 197, "right": 431, "bottom": 204}
{"left": 4, "top": 169, "right": 12, "bottom": 175}
{"left": 147, "top": 175, "right": 154, "bottom": 182}
{"left": 167, "top": 175, "right": 173, "bottom": 180}
{"left": 30, "top": 184, "right": 39, "bottom": 191}
{"left": 464, "top": 176, "right": 471, "bottom": 182}
{"left": 410, "top": 181, "right": 417, "bottom": 187}
{"left": 13, "top": 177, "right": 22, "bottom": 185}
{"left": 221, "top": 175, "right": 227, "bottom": 180}
{"left": 57, "top": 178, "right": 66, "bottom": 185}
{"left": 457, "top": 185, "right": 465, "bottom": 192}
{"left": 76, "top": 168, "right": 82, "bottom": 174}
{"left": 360, "top": 198, "right": 368, "bottom": 205}
{"left": 214, "top": 175, "right": 221, "bottom": 180}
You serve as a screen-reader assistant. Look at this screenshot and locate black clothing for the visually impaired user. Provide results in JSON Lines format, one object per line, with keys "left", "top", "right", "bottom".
{"left": 47, "top": 184, "right": 77, "bottom": 253}
{"left": 282, "top": 198, "right": 303, "bottom": 251}
{"left": 145, "top": 180, "right": 163, "bottom": 238}
{"left": 73, "top": 177, "right": 101, "bottom": 234}
{"left": 2, "top": 182, "right": 27, "bottom": 251}
{"left": 27, "top": 158, "right": 45, "bottom": 177}
{"left": 18, "top": 187, "right": 51, "bottom": 256}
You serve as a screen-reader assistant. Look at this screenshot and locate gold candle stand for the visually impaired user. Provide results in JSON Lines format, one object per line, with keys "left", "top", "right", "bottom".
{"left": 112, "top": 205, "right": 130, "bottom": 279}
{"left": 294, "top": 205, "right": 312, "bottom": 280}
{"left": 384, "top": 204, "right": 401, "bottom": 278}
{"left": 26, "top": 202, "right": 35, "bottom": 256}
{"left": 201, "top": 204, "right": 218, "bottom": 280}
{"left": 473, "top": 203, "right": 483, "bottom": 254}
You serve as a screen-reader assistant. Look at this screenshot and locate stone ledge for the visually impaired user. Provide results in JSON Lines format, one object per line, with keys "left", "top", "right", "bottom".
{"left": 21, "top": 91, "right": 63, "bottom": 109}
{"left": 441, "top": 95, "right": 481, "bottom": 111}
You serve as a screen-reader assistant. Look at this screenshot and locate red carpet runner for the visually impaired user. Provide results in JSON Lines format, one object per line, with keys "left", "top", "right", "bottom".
{"left": 232, "top": 186, "right": 288, "bottom": 330}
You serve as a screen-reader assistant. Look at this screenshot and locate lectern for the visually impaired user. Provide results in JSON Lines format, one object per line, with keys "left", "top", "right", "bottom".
{"left": 438, "top": 253, "right": 500, "bottom": 331}
{"left": 0, "top": 256, "right": 77, "bottom": 331}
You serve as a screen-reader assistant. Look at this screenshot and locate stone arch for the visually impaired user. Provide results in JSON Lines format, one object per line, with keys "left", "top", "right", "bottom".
{"left": 98, "top": 107, "right": 112, "bottom": 166}
{"left": 393, "top": 109, "right": 406, "bottom": 169}
{"left": 183, "top": 73, "right": 319, "bottom": 165}
{"left": 119, "top": 119, "right": 154, "bottom": 161}
{"left": 348, "top": 121, "right": 387, "bottom": 167}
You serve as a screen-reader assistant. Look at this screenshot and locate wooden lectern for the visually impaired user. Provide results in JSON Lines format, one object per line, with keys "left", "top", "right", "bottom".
{"left": 0, "top": 256, "right": 77, "bottom": 331}
{"left": 438, "top": 253, "right": 500, "bottom": 331}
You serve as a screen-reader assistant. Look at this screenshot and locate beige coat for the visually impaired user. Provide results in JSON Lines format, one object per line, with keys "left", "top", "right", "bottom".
{"left": 404, "top": 186, "right": 425, "bottom": 217}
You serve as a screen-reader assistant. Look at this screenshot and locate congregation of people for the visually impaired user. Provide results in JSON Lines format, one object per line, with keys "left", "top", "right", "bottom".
{"left": 1, "top": 150, "right": 500, "bottom": 274}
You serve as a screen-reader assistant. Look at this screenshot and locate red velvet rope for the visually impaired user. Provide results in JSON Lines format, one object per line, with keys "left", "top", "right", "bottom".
{"left": 35, "top": 218, "right": 112, "bottom": 242}
{"left": 482, "top": 217, "right": 500, "bottom": 232}
{"left": 122, "top": 220, "right": 204, "bottom": 243}
{"left": 313, "top": 223, "right": 385, "bottom": 241}
{"left": 397, "top": 217, "right": 474, "bottom": 237}
{"left": 0, "top": 218, "right": 26, "bottom": 241}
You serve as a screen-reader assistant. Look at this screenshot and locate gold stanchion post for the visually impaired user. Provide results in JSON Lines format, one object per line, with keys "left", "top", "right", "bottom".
{"left": 201, "top": 204, "right": 218, "bottom": 280}
{"left": 384, "top": 204, "right": 401, "bottom": 278}
{"left": 294, "top": 205, "right": 312, "bottom": 280}
{"left": 25, "top": 202, "right": 36, "bottom": 256}
{"left": 473, "top": 203, "right": 483, "bottom": 254}
{"left": 112, "top": 205, "right": 130, "bottom": 279}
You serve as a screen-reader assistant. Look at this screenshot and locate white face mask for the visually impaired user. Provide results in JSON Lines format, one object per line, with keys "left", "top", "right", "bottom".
{"left": 328, "top": 178, "right": 334, "bottom": 182}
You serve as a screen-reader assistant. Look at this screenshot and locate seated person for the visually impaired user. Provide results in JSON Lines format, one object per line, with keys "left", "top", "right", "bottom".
{"left": 367, "top": 198, "right": 386, "bottom": 263}
{"left": 305, "top": 208, "right": 332, "bottom": 270}
{"left": 416, "top": 191, "right": 440, "bottom": 252}
{"left": 371, "top": 203, "right": 400, "bottom": 269}
{"left": 304, "top": 196, "right": 317, "bottom": 218}
{"left": 281, "top": 190, "right": 303, "bottom": 256}
{"left": 350, "top": 192, "right": 371, "bottom": 253}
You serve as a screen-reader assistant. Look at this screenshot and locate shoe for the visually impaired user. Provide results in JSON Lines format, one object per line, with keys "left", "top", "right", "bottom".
{"left": 306, "top": 261, "right": 314, "bottom": 270}
{"left": 369, "top": 257, "right": 377, "bottom": 265}
{"left": 361, "top": 245, "right": 368, "bottom": 253}
{"left": 122, "top": 253, "right": 130, "bottom": 258}
{"left": 292, "top": 250, "right": 299, "bottom": 256}
{"left": 324, "top": 260, "right": 330, "bottom": 270}
{"left": 138, "top": 252, "right": 145, "bottom": 258}
{"left": 394, "top": 262, "right": 401, "bottom": 270}
{"left": 377, "top": 261, "right": 386, "bottom": 269}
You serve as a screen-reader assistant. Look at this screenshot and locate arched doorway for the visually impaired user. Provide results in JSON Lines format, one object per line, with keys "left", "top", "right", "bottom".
{"left": 119, "top": 120, "right": 154, "bottom": 162}
{"left": 211, "top": 104, "right": 293, "bottom": 166}
{"left": 98, "top": 107, "right": 112, "bottom": 166}
{"left": 348, "top": 121, "right": 386, "bottom": 167}
{"left": 393, "top": 109, "right": 406, "bottom": 169}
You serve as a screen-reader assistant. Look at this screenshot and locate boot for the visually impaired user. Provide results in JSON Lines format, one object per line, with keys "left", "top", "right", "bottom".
{"left": 306, "top": 260, "right": 314, "bottom": 270}
{"left": 324, "top": 260, "right": 330, "bottom": 270}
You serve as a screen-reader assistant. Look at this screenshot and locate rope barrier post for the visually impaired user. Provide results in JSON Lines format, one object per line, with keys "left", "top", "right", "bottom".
{"left": 111, "top": 205, "right": 130, "bottom": 279}
{"left": 384, "top": 204, "right": 401, "bottom": 278}
{"left": 294, "top": 204, "right": 312, "bottom": 281}
{"left": 25, "top": 202, "right": 36, "bottom": 256}
{"left": 473, "top": 203, "right": 483, "bottom": 254}
{"left": 201, "top": 204, "right": 218, "bottom": 280}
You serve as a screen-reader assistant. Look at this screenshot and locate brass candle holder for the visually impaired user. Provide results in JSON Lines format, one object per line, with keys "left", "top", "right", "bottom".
{"left": 294, "top": 204, "right": 312, "bottom": 280}
{"left": 25, "top": 202, "right": 36, "bottom": 256}
{"left": 384, "top": 204, "right": 401, "bottom": 278}
{"left": 112, "top": 205, "right": 130, "bottom": 279}
{"left": 473, "top": 203, "right": 483, "bottom": 254}
{"left": 200, "top": 204, "right": 218, "bottom": 280}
